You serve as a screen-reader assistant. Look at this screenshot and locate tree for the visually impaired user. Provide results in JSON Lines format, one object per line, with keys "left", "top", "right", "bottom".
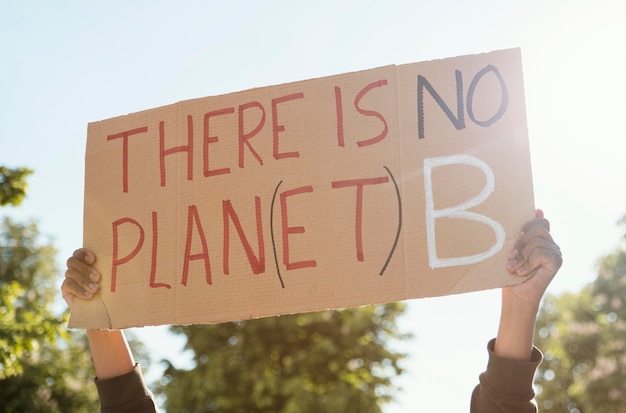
{"left": 158, "top": 302, "right": 410, "bottom": 413}
{"left": 0, "top": 167, "right": 33, "bottom": 207}
{"left": 534, "top": 218, "right": 626, "bottom": 413}
{"left": 0, "top": 166, "right": 100, "bottom": 411}
{"left": 0, "top": 217, "right": 100, "bottom": 412}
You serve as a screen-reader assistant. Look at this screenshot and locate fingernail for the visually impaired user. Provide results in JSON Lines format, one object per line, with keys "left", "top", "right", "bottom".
{"left": 83, "top": 290, "right": 92, "bottom": 298}
{"left": 89, "top": 271, "right": 99, "bottom": 281}
{"left": 89, "top": 282, "right": 98, "bottom": 290}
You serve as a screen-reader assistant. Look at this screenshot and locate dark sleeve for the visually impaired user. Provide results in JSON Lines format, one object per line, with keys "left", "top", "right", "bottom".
{"left": 470, "top": 339, "right": 542, "bottom": 413}
{"left": 94, "top": 363, "right": 158, "bottom": 413}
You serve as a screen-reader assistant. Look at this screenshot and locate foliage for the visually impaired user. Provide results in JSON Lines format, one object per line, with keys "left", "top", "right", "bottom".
{"left": 0, "top": 217, "right": 99, "bottom": 412}
{"left": 158, "top": 302, "right": 410, "bottom": 413}
{"left": 535, "top": 219, "right": 626, "bottom": 413}
{"left": 0, "top": 167, "right": 33, "bottom": 207}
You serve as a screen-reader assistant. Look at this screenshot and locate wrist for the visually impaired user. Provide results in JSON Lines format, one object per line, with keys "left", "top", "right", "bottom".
{"left": 87, "top": 329, "right": 135, "bottom": 379}
{"left": 501, "top": 286, "right": 541, "bottom": 316}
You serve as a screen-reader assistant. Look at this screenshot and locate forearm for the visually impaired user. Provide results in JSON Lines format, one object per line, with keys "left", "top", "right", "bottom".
{"left": 87, "top": 329, "right": 136, "bottom": 380}
{"left": 494, "top": 288, "right": 539, "bottom": 361}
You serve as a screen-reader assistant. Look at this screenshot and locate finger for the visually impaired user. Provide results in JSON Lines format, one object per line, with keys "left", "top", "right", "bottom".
{"left": 508, "top": 237, "right": 562, "bottom": 276}
{"left": 512, "top": 219, "right": 555, "bottom": 257}
{"left": 61, "top": 277, "right": 95, "bottom": 302}
{"left": 509, "top": 232, "right": 549, "bottom": 268}
{"left": 516, "top": 235, "right": 559, "bottom": 265}
{"left": 65, "top": 265, "right": 101, "bottom": 294}
{"left": 61, "top": 278, "right": 75, "bottom": 306}
{"left": 66, "top": 255, "right": 101, "bottom": 283}
{"left": 65, "top": 252, "right": 102, "bottom": 294}
{"left": 515, "top": 246, "right": 563, "bottom": 277}
{"left": 521, "top": 216, "right": 550, "bottom": 234}
{"left": 72, "top": 248, "right": 97, "bottom": 265}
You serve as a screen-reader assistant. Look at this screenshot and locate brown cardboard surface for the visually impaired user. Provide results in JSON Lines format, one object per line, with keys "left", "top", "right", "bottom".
{"left": 70, "top": 48, "right": 534, "bottom": 329}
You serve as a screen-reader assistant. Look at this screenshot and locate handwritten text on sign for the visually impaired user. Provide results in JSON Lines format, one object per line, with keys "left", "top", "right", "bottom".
{"left": 71, "top": 48, "right": 534, "bottom": 329}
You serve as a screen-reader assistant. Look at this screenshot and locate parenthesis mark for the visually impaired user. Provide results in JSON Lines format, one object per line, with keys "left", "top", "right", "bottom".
{"left": 380, "top": 166, "right": 402, "bottom": 276}
{"left": 270, "top": 180, "right": 285, "bottom": 288}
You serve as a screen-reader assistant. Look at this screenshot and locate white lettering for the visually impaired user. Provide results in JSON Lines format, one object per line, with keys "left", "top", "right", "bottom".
{"left": 424, "top": 154, "right": 504, "bottom": 269}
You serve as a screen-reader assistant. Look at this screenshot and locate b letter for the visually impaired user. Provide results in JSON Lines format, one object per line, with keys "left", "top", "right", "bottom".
{"left": 423, "top": 154, "right": 504, "bottom": 269}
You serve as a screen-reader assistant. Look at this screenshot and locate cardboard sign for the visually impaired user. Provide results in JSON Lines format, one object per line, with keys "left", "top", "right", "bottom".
{"left": 70, "top": 48, "right": 534, "bottom": 329}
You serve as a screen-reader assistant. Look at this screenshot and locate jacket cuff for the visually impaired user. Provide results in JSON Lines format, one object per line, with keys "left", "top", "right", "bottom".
{"left": 94, "top": 363, "right": 153, "bottom": 410}
{"left": 480, "top": 338, "right": 542, "bottom": 398}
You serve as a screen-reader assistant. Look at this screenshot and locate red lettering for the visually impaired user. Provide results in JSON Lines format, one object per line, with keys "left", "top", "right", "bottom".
{"left": 222, "top": 197, "right": 265, "bottom": 275}
{"left": 149, "top": 211, "right": 171, "bottom": 289}
{"left": 204, "top": 108, "right": 234, "bottom": 177}
{"left": 111, "top": 217, "right": 145, "bottom": 292}
{"left": 334, "top": 86, "right": 345, "bottom": 147}
{"left": 280, "top": 186, "right": 316, "bottom": 270}
{"left": 354, "top": 80, "right": 389, "bottom": 147}
{"left": 272, "top": 93, "right": 304, "bottom": 160}
{"left": 331, "top": 176, "right": 389, "bottom": 261}
{"left": 238, "top": 101, "right": 265, "bottom": 168}
{"left": 107, "top": 126, "right": 149, "bottom": 193}
{"left": 160, "top": 118, "right": 194, "bottom": 187}
{"left": 182, "top": 205, "right": 212, "bottom": 286}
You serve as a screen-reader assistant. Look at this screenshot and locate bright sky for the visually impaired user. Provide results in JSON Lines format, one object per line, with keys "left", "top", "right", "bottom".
{"left": 2, "top": 1, "right": 625, "bottom": 411}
